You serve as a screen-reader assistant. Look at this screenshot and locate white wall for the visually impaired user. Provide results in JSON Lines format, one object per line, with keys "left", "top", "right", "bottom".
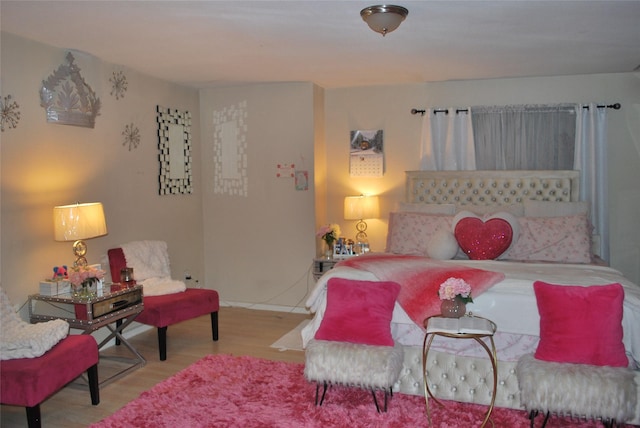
{"left": 199, "top": 83, "right": 318, "bottom": 309}
{"left": 0, "top": 33, "right": 202, "bottom": 312}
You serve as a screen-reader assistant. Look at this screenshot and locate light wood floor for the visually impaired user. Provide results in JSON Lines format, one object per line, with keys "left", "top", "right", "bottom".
{"left": 1, "top": 307, "right": 310, "bottom": 427}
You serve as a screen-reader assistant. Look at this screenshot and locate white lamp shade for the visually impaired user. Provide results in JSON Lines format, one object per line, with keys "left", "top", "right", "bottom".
{"left": 344, "top": 195, "right": 380, "bottom": 220}
{"left": 53, "top": 202, "right": 107, "bottom": 241}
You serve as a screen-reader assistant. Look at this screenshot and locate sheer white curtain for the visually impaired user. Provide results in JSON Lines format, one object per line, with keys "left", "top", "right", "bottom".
{"left": 575, "top": 103, "right": 609, "bottom": 261}
{"left": 420, "top": 108, "right": 475, "bottom": 170}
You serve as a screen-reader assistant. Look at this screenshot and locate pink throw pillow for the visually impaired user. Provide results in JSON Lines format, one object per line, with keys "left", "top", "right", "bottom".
{"left": 454, "top": 215, "right": 513, "bottom": 260}
{"left": 314, "top": 278, "right": 401, "bottom": 347}
{"left": 533, "top": 281, "right": 628, "bottom": 367}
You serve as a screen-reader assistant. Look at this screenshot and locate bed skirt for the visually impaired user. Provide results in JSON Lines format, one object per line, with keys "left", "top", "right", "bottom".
{"left": 394, "top": 346, "right": 640, "bottom": 425}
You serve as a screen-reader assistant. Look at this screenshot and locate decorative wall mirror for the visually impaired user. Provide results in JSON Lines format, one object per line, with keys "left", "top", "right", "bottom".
{"left": 157, "top": 106, "right": 192, "bottom": 195}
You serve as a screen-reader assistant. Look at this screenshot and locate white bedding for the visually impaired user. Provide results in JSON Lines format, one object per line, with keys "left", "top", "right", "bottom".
{"left": 302, "top": 257, "right": 640, "bottom": 367}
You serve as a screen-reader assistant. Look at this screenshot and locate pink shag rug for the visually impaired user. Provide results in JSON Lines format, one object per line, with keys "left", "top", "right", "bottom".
{"left": 92, "top": 354, "right": 633, "bottom": 428}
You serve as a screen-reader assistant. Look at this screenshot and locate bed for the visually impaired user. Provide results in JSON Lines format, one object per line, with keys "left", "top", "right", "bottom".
{"left": 302, "top": 170, "right": 640, "bottom": 424}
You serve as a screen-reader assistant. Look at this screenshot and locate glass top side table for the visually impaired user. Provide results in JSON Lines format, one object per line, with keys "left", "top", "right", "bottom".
{"left": 422, "top": 315, "right": 498, "bottom": 428}
{"left": 29, "top": 283, "right": 145, "bottom": 386}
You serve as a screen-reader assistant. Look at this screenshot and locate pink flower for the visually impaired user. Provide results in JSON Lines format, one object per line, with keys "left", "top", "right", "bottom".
{"left": 69, "top": 265, "right": 105, "bottom": 287}
{"left": 438, "top": 277, "right": 473, "bottom": 303}
{"left": 316, "top": 224, "right": 341, "bottom": 245}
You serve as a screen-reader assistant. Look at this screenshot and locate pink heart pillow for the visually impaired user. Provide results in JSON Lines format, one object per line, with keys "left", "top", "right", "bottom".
{"left": 454, "top": 213, "right": 513, "bottom": 260}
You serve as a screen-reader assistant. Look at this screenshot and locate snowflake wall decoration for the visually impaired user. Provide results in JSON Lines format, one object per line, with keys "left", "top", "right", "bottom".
{"left": 122, "top": 123, "right": 140, "bottom": 151}
{"left": 109, "top": 70, "right": 128, "bottom": 100}
{"left": 1, "top": 94, "right": 21, "bottom": 132}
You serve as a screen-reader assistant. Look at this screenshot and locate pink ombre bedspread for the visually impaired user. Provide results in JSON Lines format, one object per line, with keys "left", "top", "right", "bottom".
{"left": 338, "top": 254, "right": 504, "bottom": 327}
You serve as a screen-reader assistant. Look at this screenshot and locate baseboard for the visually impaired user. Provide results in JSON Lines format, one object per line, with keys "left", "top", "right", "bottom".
{"left": 221, "top": 300, "right": 310, "bottom": 315}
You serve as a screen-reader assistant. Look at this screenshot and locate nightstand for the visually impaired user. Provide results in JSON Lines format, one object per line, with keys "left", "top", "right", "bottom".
{"left": 29, "top": 283, "right": 145, "bottom": 386}
{"left": 312, "top": 258, "right": 339, "bottom": 280}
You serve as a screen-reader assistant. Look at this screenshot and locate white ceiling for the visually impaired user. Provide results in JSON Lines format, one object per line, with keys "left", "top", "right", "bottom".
{"left": 2, "top": 1, "right": 640, "bottom": 89}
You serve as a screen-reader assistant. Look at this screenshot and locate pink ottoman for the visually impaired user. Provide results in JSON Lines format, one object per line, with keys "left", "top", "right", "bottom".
{"left": 1, "top": 334, "right": 99, "bottom": 428}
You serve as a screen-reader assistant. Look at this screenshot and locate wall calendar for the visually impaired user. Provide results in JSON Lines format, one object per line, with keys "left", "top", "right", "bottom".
{"left": 349, "top": 129, "right": 384, "bottom": 177}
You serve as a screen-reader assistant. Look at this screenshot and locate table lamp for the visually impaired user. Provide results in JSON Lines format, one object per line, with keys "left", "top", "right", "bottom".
{"left": 53, "top": 202, "right": 107, "bottom": 267}
{"left": 344, "top": 195, "right": 380, "bottom": 241}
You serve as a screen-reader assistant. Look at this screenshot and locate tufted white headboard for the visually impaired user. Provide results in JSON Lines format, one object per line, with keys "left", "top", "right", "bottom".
{"left": 405, "top": 170, "right": 580, "bottom": 206}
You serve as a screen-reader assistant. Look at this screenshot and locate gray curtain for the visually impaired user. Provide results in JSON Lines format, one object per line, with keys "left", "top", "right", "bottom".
{"left": 471, "top": 104, "right": 576, "bottom": 170}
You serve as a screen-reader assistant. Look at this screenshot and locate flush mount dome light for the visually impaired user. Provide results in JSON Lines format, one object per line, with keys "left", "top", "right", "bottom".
{"left": 360, "top": 4, "right": 409, "bottom": 36}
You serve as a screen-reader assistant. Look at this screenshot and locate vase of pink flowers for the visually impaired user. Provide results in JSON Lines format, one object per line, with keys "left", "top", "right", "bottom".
{"left": 316, "top": 223, "right": 341, "bottom": 259}
{"left": 438, "top": 277, "right": 473, "bottom": 318}
{"left": 69, "top": 265, "right": 105, "bottom": 298}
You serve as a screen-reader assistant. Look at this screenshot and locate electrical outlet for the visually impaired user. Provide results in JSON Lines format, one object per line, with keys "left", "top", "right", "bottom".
{"left": 184, "top": 270, "right": 192, "bottom": 280}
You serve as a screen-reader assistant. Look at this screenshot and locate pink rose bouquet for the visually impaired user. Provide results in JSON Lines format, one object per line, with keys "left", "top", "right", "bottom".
{"left": 69, "top": 265, "right": 105, "bottom": 287}
{"left": 316, "top": 223, "right": 341, "bottom": 246}
{"left": 438, "top": 277, "right": 473, "bottom": 303}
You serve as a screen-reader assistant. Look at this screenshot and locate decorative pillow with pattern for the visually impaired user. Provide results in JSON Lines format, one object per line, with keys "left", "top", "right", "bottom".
{"left": 385, "top": 212, "right": 453, "bottom": 256}
{"left": 502, "top": 214, "right": 592, "bottom": 263}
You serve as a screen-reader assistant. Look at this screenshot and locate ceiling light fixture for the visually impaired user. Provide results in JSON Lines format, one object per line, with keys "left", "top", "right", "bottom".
{"left": 360, "top": 5, "right": 408, "bottom": 36}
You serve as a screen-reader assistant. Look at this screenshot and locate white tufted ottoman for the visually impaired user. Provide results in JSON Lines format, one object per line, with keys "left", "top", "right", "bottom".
{"left": 304, "top": 339, "right": 404, "bottom": 412}
{"left": 516, "top": 354, "right": 637, "bottom": 428}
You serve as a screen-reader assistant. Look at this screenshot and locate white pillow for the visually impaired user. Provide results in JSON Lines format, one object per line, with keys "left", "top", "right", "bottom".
{"left": 524, "top": 200, "right": 588, "bottom": 217}
{"left": 397, "top": 202, "right": 456, "bottom": 215}
{"left": 426, "top": 229, "right": 459, "bottom": 260}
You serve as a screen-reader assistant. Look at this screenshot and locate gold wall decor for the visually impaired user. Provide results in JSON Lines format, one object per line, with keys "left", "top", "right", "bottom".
{"left": 40, "top": 52, "right": 101, "bottom": 128}
{"left": 110, "top": 70, "right": 128, "bottom": 100}
{"left": 1, "top": 94, "right": 21, "bottom": 132}
{"left": 122, "top": 122, "right": 140, "bottom": 151}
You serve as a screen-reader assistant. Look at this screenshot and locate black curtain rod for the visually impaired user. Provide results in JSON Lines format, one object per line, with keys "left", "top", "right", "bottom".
{"left": 411, "top": 103, "right": 621, "bottom": 116}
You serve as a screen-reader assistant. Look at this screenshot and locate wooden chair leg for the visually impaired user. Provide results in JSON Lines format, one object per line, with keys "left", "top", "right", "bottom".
{"left": 211, "top": 311, "right": 219, "bottom": 341}
{"left": 25, "top": 405, "right": 41, "bottom": 428}
{"left": 87, "top": 363, "right": 100, "bottom": 405}
{"left": 157, "top": 326, "right": 168, "bottom": 361}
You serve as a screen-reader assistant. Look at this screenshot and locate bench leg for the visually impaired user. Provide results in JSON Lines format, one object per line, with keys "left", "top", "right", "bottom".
{"left": 158, "top": 326, "right": 168, "bottom": 361}
{"left": 87, "top": 363, "right": 100, "bottom": 405}
{"left": 315, "top": 381, "right": 328, "bottom": 406}
{"left": 211, "top": 311, "right": 219, "bottom": 341}
{"left": 371, "top": 388, "right": 391, "bottom": 413}
{"left": 25, "top": 405, "right": 41, "bottom": 428}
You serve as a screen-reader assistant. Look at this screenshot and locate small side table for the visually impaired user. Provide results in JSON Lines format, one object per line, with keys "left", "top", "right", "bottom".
{"left": 312, "top": 258, "right": 340, "bottom": 280}
{"left": 29, "top": 284, "right": 146, "bottom": 386}
{"left": 422, "top": 315, "right": 497, "bottom": 428}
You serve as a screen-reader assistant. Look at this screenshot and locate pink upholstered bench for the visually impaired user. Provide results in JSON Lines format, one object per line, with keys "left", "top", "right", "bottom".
{"left": 1, "top": 335, "right": 100, "bottom": 428}
{"left": 108, "top": 247, "right": 220, "bottom": 361}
